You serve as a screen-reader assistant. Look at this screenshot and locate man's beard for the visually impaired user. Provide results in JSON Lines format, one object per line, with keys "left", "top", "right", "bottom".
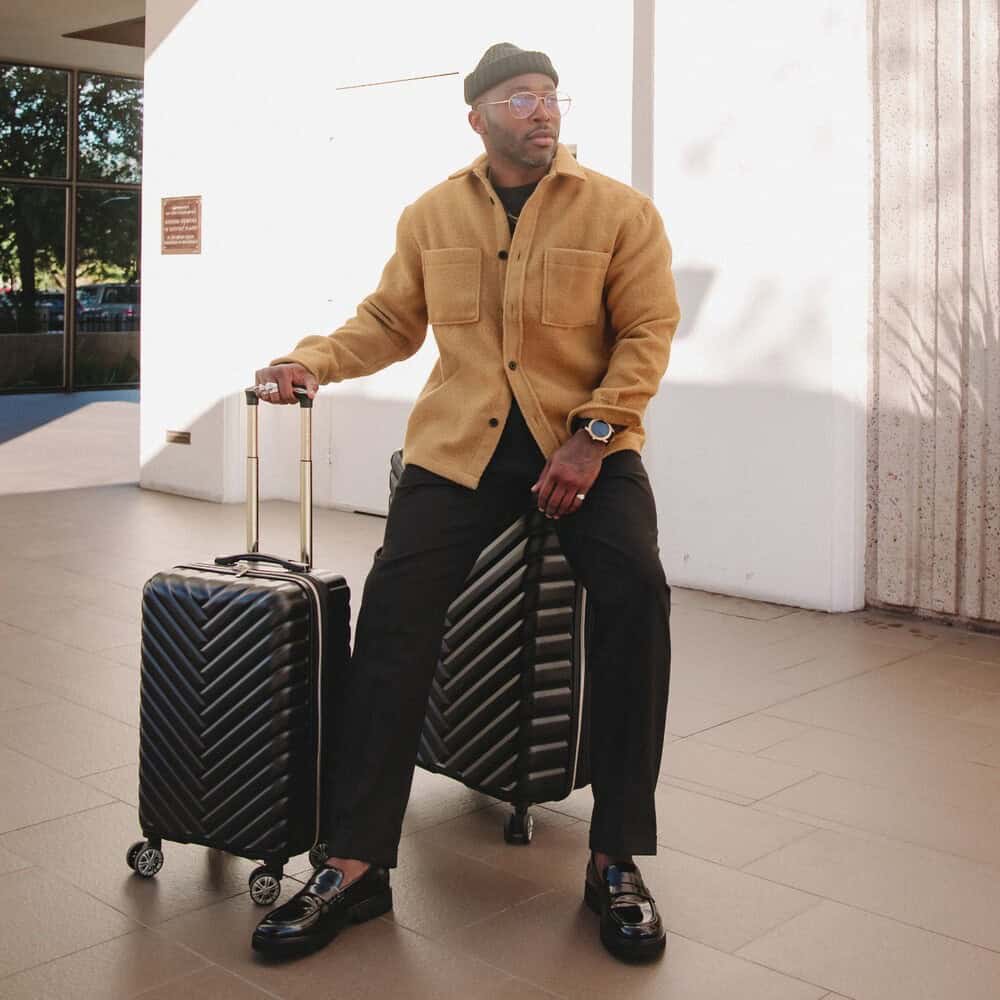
{"left": 499, "top": 131, "right": 556, "bottom": 169}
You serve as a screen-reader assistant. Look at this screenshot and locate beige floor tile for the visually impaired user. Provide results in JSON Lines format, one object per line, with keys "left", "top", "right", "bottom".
{"left": 955, "top": 694, "right": 1000, "bottom": 729}
{"left": 933, "top": 631, "right": 1000, "bottom": 663}
{"left": 890, "top": 649, "right": 1000, "bottom": 692}
{"left": 736, "top": 900, "right": 1000, "bottom": 1000}
{"left": 442, "top": 891, "right": 827, "bottom": 1000}
{"left": 136, "top": 966, "right": 276, "bottom": 1000}
{"left": 691, "top": 714, "right": 812, "bottom": 753}
{"left": 0, "top": 801, "right": 261, "bottom": 925}
{"left": 654, "top": 784, "right": 816, "bottom": 867}
{"left": 972, "top": 740, "right": 1000, "bottom": 766}
{"left": 0, "top": 843, "right": 29, "bottom": 876}
{"left": 673, "top": 590, "right": 801, "bottom": 621}
{"left": 539, "top": 783, "right": 594, "bottom": 822}
{"left": 0, "top": 700, "right": 137, "bottom": 777}
{"left": 45, "top": 551, "right": 165, "bottom": 591}
{"left": 0, "top": 866, "right": 136, "bottom": 979}
{"left": 156, "top": 893, "right": 513, "bottom": 1000}
{"left": 95, "top": 642, "right": 141, "bottom": 670}
{"left": 81, "top": 763, "right": 139, "bottom": 806}
{"left": 0, "top": 674, "right": 56, "bottom": 711}
{"left": 474, "top": 978, "right": 564, "bottom": 999}
{"left": 759, "top": 773, "right": 1000, "bottom": 866}
{"left": 0, "top": 601, "right": 138, "bottom": 653}
{"left": 763, "top": 685, "right": 999, "bottom": 759}
{"left": 759, "top": 726, "right": 1000, "bottom": 810}
{"left": 0, "top": 632, "right": 140, "bottom": 726}
{"left": 0, "top": 928, "right": 206, "bottom": 1000}
{"left": 401, "top": 802, "right": 582, "bottom": 862}
{"left": 0, "top": 745, "right": 112, "bottom": 833}
{"left": 397, "top": 767, "right": 497, "bottom": 837}
{"left": 746, "top": 826, "right": 1000, "bottom": 952}
{"left": 659, "top": 738, "right": 814, "bottom": 800}
{"left": 665, "top": 695, "right": 749, "bottom": 736}
{"left": 657, "top": 774, "right": 756, "bottom": 805}
{"left": 477, "top": 824, "right": 822, "bottom": 954}
{"left": 384, "top": 837, "right": 547, "bottom": 939}
{"left": 74, "top": 584, "right": 143, "bottom": 626}
{"left": 758, "top": 630, "right": 917, "bottom": 672}
{"left": 464, "top": 816, "right": 593, "bottom": 896}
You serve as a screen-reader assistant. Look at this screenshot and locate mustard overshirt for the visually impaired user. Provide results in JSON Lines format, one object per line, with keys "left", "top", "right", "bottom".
{"left": 273, "top": 144, "right": 681, "bottom": 490}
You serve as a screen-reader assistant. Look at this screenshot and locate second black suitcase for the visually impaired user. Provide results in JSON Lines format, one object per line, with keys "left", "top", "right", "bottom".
{"left": 128, "top": 389, "right": 348, "bottom": 905}
{"left": 389, "top": 450, "right": 592, "bottom": 845}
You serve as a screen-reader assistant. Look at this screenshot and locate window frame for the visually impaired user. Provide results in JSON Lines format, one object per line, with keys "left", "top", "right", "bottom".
{"left": 0, "top": 59, "right": 142, "bottom": 393}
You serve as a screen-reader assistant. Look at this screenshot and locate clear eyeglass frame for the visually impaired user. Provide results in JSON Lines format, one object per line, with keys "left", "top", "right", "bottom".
{"left": 476, "top": 91, "right": 572, "bottom": 119}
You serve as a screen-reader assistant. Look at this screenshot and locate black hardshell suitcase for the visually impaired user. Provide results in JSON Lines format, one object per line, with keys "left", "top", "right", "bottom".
{"left": 128, "top": 389, "right": 347, "bottom": 905}
{"left": 389, "top": 450, "right": 592, "bottom": 845}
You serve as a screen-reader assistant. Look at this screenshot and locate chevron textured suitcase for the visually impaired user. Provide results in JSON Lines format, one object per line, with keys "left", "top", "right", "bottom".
{"left": 128, "top": 389, "right": 347, "bottom": 906}
{"left": 388, "top": 450, "right": 592, "bottom": 845}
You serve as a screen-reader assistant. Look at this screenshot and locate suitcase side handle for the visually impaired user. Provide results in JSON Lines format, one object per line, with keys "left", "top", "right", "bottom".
{"left": 242, "top": 387, "right": 313, "bottom": 569}
{"left": 215, "top": 553, "right": 308, "bottom": 573}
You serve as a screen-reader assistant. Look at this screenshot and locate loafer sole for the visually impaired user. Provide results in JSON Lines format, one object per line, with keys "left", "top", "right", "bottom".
{"left": 251, "top": 887, "right": 393, "bottom": 957}
{"left": 584, "top": 880, "right": 666, "bottom": 962}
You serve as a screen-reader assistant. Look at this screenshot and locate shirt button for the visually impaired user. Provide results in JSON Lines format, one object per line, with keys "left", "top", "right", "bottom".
{"left": 508, "top": 360, "right": 518, "bottom": 371}
{"left": 497, "top": 250, "right": 508, "bottom": 260}
{"left": 489, "top": 417, "right": 499, "bottom": 427}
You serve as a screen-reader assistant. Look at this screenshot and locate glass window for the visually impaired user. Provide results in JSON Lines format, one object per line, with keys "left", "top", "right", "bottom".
{"left": 75, "top": 187, "right": 140, "bottom": 385}
{"left": 0, "top": 184, "right": 67, "bottom": 388}
{"left": 0, "top": 64, "right": 69, "bottom": 179}
{"left": 77, "top": 73, "right": 142, "bottom": 183}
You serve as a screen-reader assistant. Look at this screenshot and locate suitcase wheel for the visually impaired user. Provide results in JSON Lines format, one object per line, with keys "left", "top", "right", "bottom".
{"left": 503, "top": 809, "right": 534, "bottom": 845}
{"left": 127, "top": 841, "right": 164, "bottom": 878}
{"left": 249, "top": 866, "right": 283, "bottom": 906}
{"left": 308, "top": 842, "right": 329, "bottom": 868}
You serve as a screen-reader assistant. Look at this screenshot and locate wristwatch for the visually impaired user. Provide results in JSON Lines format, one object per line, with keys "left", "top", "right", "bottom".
{"left": 575, "top": 417, "right": 614, "bottom": 445}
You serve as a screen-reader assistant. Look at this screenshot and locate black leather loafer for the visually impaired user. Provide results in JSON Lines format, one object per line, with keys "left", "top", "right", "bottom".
{"left": 584, "top": 856, "right": 666, "bottom": 961}
{"left": 251, "top": 863, "right": 392, "bottom": 957}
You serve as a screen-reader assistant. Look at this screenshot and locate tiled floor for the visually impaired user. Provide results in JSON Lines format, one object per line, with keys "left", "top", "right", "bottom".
{"left": 2, "top": 396, "right": 1000, "bottom": 998}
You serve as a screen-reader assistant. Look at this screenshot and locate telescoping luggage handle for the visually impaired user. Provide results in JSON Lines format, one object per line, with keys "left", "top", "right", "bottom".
{"left": 239, "top": 386, "right": 314, "bottom": 570}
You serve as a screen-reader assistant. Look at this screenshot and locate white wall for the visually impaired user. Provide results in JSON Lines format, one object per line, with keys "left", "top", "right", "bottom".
{"left": 141, "top": 0, "right": 870, "bottom": 612}
{"left": 140, "top": 0, "right": 633, "bottom": 516}
{"left": 646, "top": 1, "right": 870, "bottom": 610}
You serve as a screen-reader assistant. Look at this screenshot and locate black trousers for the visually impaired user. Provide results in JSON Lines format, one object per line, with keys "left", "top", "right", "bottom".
{"left": 323, "top": 402, "right": 671, "bottom": 868}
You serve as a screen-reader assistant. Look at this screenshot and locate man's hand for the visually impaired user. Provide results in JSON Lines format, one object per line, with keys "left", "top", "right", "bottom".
{"left": 253, "top": 363, "right": 319, "bottom": 404}
{"left": 530, "top": 431, "right": 607, "bottom": 519}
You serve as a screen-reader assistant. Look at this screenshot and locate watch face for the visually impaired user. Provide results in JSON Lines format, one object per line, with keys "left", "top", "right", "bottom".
{"left": 590, "top": 420, "right": 611, "bottom": 438}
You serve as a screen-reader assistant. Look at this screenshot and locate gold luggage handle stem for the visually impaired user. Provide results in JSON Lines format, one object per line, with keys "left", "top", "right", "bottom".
{"left": 243, "top": 387, "right": 314, "bottom": 569}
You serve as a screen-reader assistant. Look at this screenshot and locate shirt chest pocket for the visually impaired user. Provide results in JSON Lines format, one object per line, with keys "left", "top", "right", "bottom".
{"left": 422, "top": 248, "right": 481, "bottom": 325}
{"left": 542, "top": 248, "right": 611, "bottom": 328}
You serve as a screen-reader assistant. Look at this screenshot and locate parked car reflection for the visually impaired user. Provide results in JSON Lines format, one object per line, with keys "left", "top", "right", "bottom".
{"left": 76, "top": 283, "right": 140, "bottom": 332}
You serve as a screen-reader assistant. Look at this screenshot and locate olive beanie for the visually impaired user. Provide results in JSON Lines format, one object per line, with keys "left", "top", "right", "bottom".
{"left": 464, "top": 42, "right": 558, "bottom": 105}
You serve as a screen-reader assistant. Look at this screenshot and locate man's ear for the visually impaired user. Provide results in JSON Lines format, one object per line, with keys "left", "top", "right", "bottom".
{"left": 468, "top": 108, "right": 486, "bottom": 135}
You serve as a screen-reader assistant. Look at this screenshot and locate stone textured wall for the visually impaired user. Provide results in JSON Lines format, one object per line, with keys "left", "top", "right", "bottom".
{"left": 870, "top": 0, "right": 1000, "bottom": 623}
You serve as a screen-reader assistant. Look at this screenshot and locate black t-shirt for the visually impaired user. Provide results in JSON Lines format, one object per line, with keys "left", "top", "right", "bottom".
{"left": 494, "top": 180, "right": 539, "bottom": 236}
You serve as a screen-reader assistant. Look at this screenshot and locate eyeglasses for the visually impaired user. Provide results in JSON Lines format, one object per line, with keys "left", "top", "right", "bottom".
{"left": 476, "top": 91, "right": 572, "bottom": 119}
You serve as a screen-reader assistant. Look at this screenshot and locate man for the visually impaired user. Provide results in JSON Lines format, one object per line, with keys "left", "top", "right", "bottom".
{"left": 250, "top": 42, "right": 680, "bottom": 963}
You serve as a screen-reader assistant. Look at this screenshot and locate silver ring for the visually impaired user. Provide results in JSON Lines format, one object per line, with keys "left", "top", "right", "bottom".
{"left": 576, "top": 493, "right": 587, "bottom": 501}
{"left": 256, "top": 381, "right": 278, "bottom": 395}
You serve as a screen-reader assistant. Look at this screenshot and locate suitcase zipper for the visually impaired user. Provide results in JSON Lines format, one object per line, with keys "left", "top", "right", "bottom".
{"left": 177, "top": 563, "right": 327, "bottom": 850}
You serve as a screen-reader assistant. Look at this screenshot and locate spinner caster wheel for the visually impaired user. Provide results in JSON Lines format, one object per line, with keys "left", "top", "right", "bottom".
{"left": 308, "top": 842, "right": 329, "bottom": 868}
{"left": 130, "top": 842, "right": 164, "bottom": 877}
{"left": 504, "top": 809, "right": 534, "bottom": 845}
{"left": 249, "top": 866, "right": 282, "bottom": 906}
{"left": 125, "top": 840, "right": 144, "bottom": 870}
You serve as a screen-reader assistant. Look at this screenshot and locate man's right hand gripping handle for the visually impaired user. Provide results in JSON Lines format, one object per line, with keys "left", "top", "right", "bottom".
{"left": 253, "top": 363, "right": 319, "bottom": 405}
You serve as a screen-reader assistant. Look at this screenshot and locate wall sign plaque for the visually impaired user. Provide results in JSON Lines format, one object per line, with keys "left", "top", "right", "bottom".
{"left": 161, "top": 196, "right": 202, "bottom": 254}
